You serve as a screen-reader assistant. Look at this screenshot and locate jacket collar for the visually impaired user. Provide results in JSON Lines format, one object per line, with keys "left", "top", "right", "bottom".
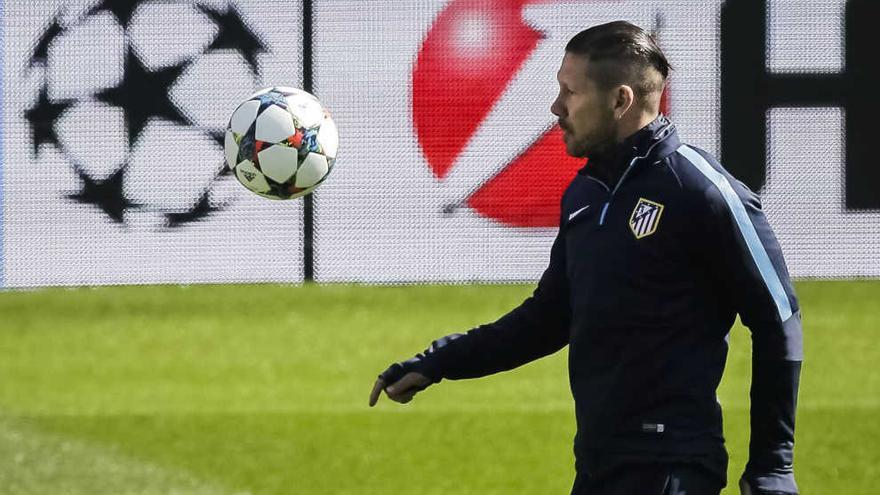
{"left": 578, "top": 114, "right": 681, "bottom": 183}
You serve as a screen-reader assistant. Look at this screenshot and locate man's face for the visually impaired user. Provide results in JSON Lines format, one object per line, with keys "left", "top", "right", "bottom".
{"left": 550, "top": 53, "right": 618, "bottom": 158}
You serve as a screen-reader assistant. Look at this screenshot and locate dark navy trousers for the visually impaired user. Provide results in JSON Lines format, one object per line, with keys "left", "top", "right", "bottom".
{"left": 570, "top": 463, "right": 723, "bottom": 495}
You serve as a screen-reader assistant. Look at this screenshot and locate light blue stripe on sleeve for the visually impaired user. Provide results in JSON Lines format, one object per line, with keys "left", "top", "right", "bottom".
{"left": 678, "top": 145, "right": 792, "bottom": 321}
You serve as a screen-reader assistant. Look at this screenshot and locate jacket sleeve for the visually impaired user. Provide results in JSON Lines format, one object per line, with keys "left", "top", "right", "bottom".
{"left": 383, "top": 229, "right": 571, "bottom": 385}
{"left": 697, "top": 157, "right": 802, "bottom": 493}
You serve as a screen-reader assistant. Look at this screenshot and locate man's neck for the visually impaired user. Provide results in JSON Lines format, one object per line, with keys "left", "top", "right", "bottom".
{"left": 615, "top": 111, "right": 660, "bottom": 143}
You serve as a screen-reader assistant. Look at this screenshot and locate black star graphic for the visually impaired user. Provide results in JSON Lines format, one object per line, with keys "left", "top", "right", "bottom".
{"left": 24, "top": 84, "right": 75, "bottom": 156}
{"left": 87, "top": 0, "right": 149, "bottom": 29}
{"left": 207, "top": 128, "right": 225, "bottom": 147}
{"left": 206, "top": 129, "right": 234, "bottom": 176}
{"left": 29, "top": 17, "right": 65, "bottom": 68}
{"left": 197, "top": 4, "right": 267, "bottom": 77}
{"left": 96, "top": 48, "right": 192, "bottom": 147}
{"left": 68, "top": 166, "right": 138, "bottom": 223}
{"left": 165, "top": 189, "right": 221, "bottom": 227}
{"left": 216, "top": 163, "right": 233, "bottom": 177}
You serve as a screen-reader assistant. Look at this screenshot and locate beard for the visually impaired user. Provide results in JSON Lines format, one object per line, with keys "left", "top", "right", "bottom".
{"left": 563, "top": 110, "right": 618, "bottom": 158}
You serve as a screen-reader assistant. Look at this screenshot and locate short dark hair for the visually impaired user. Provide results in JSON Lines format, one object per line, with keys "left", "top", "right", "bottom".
{"left": 565, "top": 21, "right": 671, "bottom": 104}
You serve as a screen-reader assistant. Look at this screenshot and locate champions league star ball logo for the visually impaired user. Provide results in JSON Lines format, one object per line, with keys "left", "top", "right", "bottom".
{"left": 413, "top": 0, "right": 669, "bottom": 228}
{"left": 24, "top": 0, "right": 270, "bottom": 227}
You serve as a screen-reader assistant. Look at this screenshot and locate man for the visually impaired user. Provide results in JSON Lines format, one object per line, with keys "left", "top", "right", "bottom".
{"left": 369, "top": 21, "right": 802, "bottom": 495}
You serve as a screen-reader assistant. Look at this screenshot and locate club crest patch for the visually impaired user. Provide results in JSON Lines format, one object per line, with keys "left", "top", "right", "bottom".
{"left": 629, "top": 198, "right": 665, "bottom": 239}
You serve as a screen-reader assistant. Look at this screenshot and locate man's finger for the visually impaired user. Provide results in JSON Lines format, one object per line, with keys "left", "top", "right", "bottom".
{"left": 394, "top": 390, "right": 416, "bottom": 404}
{"left": 392, "top": 389, "right": 417, "bottom": 403}
{"left": 387, "top": 372, "right": 428, "bottom": 395}
{"left": 369, "top": 378, "right": 385, "bottom": 407}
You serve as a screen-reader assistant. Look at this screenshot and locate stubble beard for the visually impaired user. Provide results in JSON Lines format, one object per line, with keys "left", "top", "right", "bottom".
{"left": 566, "top": 117, "right": 618, "bottom": 159}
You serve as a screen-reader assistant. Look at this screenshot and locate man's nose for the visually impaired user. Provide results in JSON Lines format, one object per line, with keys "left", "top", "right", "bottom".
{"left": 550, "top": 98, "right": 563, "bottom": 118}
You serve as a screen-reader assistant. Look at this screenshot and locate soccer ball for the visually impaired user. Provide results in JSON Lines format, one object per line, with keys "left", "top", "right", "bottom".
{"left": 225, "top": 87, "right": 338, "bottom": 199}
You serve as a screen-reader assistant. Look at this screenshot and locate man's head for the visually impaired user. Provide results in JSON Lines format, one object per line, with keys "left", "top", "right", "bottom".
{"left": 551, "top": 21, "right": 671, "bottom": 158}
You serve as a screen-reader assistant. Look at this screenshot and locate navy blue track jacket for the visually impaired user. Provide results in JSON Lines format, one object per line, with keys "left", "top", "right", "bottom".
{"left": 383, "top": 116, "right": 803, "bottom": 489}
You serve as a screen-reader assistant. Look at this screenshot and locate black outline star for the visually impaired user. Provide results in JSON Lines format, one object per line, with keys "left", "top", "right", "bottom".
{"left": 87, "top": 0, "right": 150, "bottom": 29}
{"left": 68, "top": 166, "right": 138, "bottom": 223}
{"left": 96, "top": 47, "right": 192, "bottom": 147}
{"left": 206, "top": 129, "right": 234, "bottom": 176}
{"left": 197, "top": 4, "right": 267, "bottom": 77}
{"left": 24, "top": 84, "right": 75, "bottom": 156}
{"left": 164, "top": 189, "right": 222, "bottom": 228}
{"left": 29, "top": 16, "right": 65, "bottom": 68}
{"left": 207, "top": 128, "right": 225, "bottom": 147}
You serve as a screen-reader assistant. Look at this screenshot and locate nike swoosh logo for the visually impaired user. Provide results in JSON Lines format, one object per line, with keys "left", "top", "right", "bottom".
{"left": 568, "top": 205, "right": 590, "bottom": 221}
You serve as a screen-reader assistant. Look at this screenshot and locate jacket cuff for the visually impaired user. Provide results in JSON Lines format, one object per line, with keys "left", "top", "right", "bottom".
{"left": 741, "top": 469, "right": 798, "bottom": 494}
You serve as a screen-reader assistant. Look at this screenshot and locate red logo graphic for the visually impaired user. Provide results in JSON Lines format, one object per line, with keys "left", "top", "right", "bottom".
{"left": 412, "top": 0, "right": 669, "bottom": 228}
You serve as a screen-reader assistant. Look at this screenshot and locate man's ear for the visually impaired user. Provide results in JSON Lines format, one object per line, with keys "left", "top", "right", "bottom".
{"left": 614, "top": 85, "right": 635, "bottom": 120}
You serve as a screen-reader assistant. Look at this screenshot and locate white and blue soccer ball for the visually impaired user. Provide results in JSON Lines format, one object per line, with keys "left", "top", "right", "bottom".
{"left": 225, "top": 86, "right": 338, "bottom": 199}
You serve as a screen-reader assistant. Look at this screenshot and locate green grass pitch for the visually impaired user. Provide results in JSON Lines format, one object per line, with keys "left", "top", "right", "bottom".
{"left": 0, "top": 281, "right": 877, "bottom": 494}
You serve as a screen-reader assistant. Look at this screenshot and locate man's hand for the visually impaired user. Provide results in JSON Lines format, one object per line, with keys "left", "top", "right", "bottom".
{"left": 369, "top": 372, "right": 432, "bottom": 406}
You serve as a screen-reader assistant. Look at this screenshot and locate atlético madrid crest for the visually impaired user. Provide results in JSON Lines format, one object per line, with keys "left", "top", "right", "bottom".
{"left": 629, "top": 198, "right": 665, "bottom": 239}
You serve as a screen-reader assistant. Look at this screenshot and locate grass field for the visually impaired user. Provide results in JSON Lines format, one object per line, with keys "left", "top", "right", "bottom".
{"left": 0, "top": 280, "right": 877, "bottom": 494}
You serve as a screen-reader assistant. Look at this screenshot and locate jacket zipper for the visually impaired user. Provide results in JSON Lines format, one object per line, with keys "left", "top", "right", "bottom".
{"left": 582, "top": 175, "right": 612, "bottom": 224}
{"left": 598, "top": 137, "right": 668, "bottom": 226}
{"left": 584, "top": 175, "right": 610, "bottom": 192}
{"left": 599, "top": 156, "right": 639, "bottom": 226}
